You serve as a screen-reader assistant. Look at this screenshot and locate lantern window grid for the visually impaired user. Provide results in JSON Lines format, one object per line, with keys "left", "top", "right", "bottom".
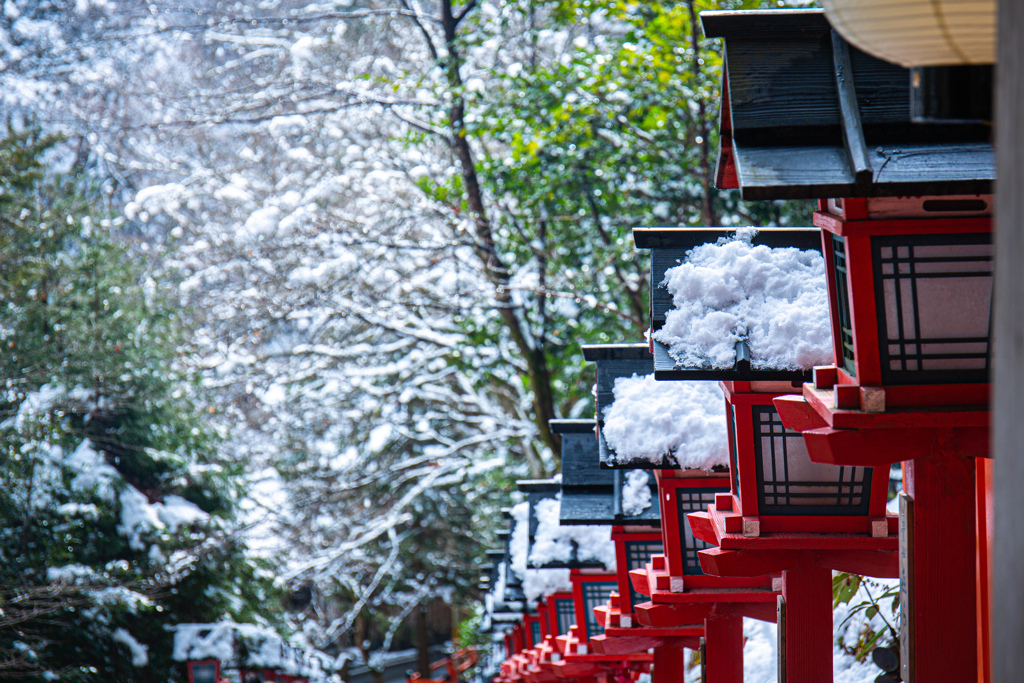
{"left": 192, "top": 664, "right": 218, "bottom": 683}
{"left": 872, "top": 234, "right": 993, "bottom": 384}
{"left": 752, "top": 406, "right": 873, "bottom": 516}
{"left": 581, "top": 582, "right": 617, "bottom": 638}
{"left": 832, "top": 235, "right": 857, "bottom": 375}
{"left": 676, "top": 489, "right": 726, "bottom": 574}
{"left": 531, "top": 620, "right": 541, "bottom": 646}
{"left": 625, "top": 540, "right": 664, "bottom": 607}
{"left": 555, "top": 598, "right": 575, "bottom": 636}
{"left": 542, "top": 606, "right": 551, "bottom": 637}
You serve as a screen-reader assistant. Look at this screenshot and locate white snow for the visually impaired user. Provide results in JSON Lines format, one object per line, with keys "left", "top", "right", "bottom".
{"left": 237, "top": 207, "right": 282, "bottom": 242}
{"left": 67, "top": 439, "right": 119, "bottom": 501}
{"left": 118, "top": 488, "right": 165, "bottom": 551}
{"left": 173, "top": 623, "right": 236, "bottom": 663}
{"left": 621, "top": 470, "right": 652, "bottom": 517}
{"left": 653, "top": 231, "right": 833, "bottom": 371}
{"left": 601, "top": 375, "right": 728, "bottom": 469}
{"left": 529, "top": 497, "right": 617, "bottom": 571}
{"left": 158, "top": 495, "right": 210, "bottom": 531}
{"left": 46, "top": 564, "right": 97, "bottom": 583}
{"left": 173, "top": 622, "right": 332, "bottom": 678}
{"left": 112, "top": 628, "right": 149, "bottom": 667}
{"left": 118, "top": 488, "right": 209, "bottom": 550}
{"left": 509, "top": 501, "right": 571, "bottom": 602}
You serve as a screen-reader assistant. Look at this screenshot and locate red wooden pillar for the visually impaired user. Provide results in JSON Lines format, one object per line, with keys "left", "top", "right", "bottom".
{"left": 904, "top": 450, "right": 978, "bottom": 682}
{"left": 782, "top": 566, "right": 832, "bottom": 683}
{"left": 704, "top": 615, "right": 742, "bottom": 683}
{"left": 652, "top": 640, "right": 686, "bottom": 683}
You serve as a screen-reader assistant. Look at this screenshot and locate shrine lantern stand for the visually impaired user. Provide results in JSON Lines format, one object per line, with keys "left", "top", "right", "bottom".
{"left": 635, "top": 227, "right": 897, "bottom": 683}
{"left": 700, "top": 7, "right": 995, "bottom": 682}
{"left": 516, "top": 479, "right": 650, "bottom": 683}
{"left": 582, "top": 343, "right": 779, "bottom": 683}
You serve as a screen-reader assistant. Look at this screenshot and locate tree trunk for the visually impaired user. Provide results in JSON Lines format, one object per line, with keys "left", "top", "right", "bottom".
{"left": 688, "top": 0, "right": 719, "bottom": 228}
{"left": 439, "top": 0, "right": 560, "bottom": 470}
{"left": 416, "top": 603, "right": 432, "bottom": 679}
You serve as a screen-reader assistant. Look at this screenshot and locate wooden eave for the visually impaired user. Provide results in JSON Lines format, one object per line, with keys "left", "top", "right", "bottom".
{"left": 701, "top": 9, "right": 994, "bottom": 200}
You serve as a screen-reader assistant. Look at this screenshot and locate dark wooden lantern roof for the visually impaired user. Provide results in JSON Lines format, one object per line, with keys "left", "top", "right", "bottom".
{"left": 633, "top": 227, "right": 820, "bottom": 382}
{"left": 552, "top": 418, "right": 660, "bottom": 526}
{"left": 701, "top": 9, "right": 993, "bottom": 200}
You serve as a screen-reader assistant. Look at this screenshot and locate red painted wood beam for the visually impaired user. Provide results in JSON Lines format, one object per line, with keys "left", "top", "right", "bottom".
{"left": 698, "top": 547, "right": 898, "bottom": 579}
{"left": 802, "top": 424, "right": 989, "bottom": 468}
{"left": 905, "top": 454, "right": 978, "bottom": 682}
{"left": 782, "top": 566, "right": 833, "bottom": 683}
{"left": 651, "top": 641, "right": 686, "bottom": 683}
{"left": 704, "top": 615, "right": 743, "bottom": 683}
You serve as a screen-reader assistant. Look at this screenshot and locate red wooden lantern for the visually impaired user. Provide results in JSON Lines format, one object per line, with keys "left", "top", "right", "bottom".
{"left": 582, "top": 341, "right": 780, "bottom": 683}
{"left": 768, "top": 196, "right": 993, "bottom": 683}
{"left": 633, "top": 227, "right": 900, "bottom": 683}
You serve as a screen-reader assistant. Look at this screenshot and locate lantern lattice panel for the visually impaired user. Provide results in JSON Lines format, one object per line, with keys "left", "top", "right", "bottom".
{"left": 872, "top": 234, "right": 992, "bottom": 384}
{"left": 530, "top": 620, "right": 541, "bottom": 646}
{"left": 753, "top": 406, "right": 872, "bottom": 516}
{"left": 832, "top": 235, "right": 857, "bottom": 375}
{"left": 676, "top": 488, "right": 728, "bottom": 573}
{"left": 581, "top": 582, "right": 617, "bottom": 638}
{"left": 191, "top": 664, "right": 219, "bottom": 683}
{"left": 625, "top": 540, "right": 663, "bottom": 607}
{"left": 555, "top": 598, "right": 575, "bottom": 636}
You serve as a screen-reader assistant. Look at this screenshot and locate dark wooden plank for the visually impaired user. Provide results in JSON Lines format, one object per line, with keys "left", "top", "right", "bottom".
{"left": 726, "top": 35, "right": 839, "bottom": 133}
{"left": 559, "top": 491, "right": 616, "bottom": 525}
{"left": 831, "top": 30, "right": 872, "bottom": 191}
{"left": 560, "top": 430, "right": 614, "bottom": 489}
{"left": 652, "top": 340, "right": 812, "bottom": 382}
{"left": 550, "top": 418, "right": 596, "bottom": 435}
{"left": 700, "top": 9, "right": 829, "bottom": 40}
{"left": 581, "top": 343, "right": 650, "bottom": 362}
{"left": 994, "top": 1, "right": 1024, "bottom": 681}
{"left": 734, "top": 143, "right": 855, "bottom": 199}
{"left": 633, "top": 227, "right": 822, "bottom": 251}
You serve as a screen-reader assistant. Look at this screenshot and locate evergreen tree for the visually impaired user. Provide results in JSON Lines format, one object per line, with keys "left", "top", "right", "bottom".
{"left": 0, "top": 130, "right": 281, "bottom": 682}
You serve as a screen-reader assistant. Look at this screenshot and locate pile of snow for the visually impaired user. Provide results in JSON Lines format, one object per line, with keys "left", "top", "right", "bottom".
{"left": 112, "top": 628, "right": 149, "bottom": 667}
{"left": 173, "top": 623, "right": 333, "bottom": 679}
{"left": 602, "top": 376, "right": 727, "bottom": 469}
{"left": 530, "top": 497, "right": 617, "bottom": 570}
{"left": 621, "top": 470, "right": 653, "bottom": 517}
{"left": 119, "top": 488, "right": 209, "bottom": 551}
{"left": 653, "top": 230, "right": 832, "bottom": 371}
{"left": 509, "top": 502, "right": 571, "bottom": 602}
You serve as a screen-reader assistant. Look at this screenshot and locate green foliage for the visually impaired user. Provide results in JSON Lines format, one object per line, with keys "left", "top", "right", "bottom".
{"left": 0, "top": 130, "right": 280, "bottom": 682}
{"left": 833, "top": 572, "right": 900, "bottom": 663}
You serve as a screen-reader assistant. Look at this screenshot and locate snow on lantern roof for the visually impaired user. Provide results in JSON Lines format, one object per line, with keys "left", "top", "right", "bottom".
{"left": 700, "top": 9, "right": 993, "bottom": 200}
{"left": 635, "top": 228, "right": 831, "bottom": 378}
{"left": 516, "top": 480, "right": 617, "bottom": 574}
{"left": 172, "top": 623, "right": 332, "bottom": 678}
{"left": 507, "top": 498, "right": 572, "bottom": 602}
{"left": 600, "top": 375, "right": 729, "bottom": 470}
{"left": 552, "top": 418, "right": 660, "bottom": 526}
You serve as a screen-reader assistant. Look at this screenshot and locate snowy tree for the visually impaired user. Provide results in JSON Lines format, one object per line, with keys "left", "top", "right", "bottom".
{"left": 0, "top": 0, "right": 813, "bottom": 673}
{"left": 0, "top": 130, "right": 282, "bottom": 681}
